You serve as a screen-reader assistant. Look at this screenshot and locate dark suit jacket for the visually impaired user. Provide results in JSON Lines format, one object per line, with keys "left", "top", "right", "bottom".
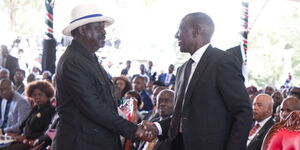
{"left": 20, "top": 101, "right": 55, "bottom": 140}
{"left": 140, "top": 90, "right": 153, "bottom": 111}
{"left": 159, "top": 45, "right": 252, "bottom": 150}
{"left": 226, "top": 45, "right": 243, "bottom": 66}
{"left": 121, "top": 68, "right": 129, "bottom": 75}
{"left": 53, "top": 40, "right": 137, "bottom": 150}
{"left": 4, "top": 55, "right": 20, "bottom": 80}
{"left": 246, "top": 118, "right": 274, "bottom": 150}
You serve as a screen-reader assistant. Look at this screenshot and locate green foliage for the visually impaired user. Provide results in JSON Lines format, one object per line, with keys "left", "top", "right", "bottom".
{"left": 248, "top": 53, "right": 284, "bottom": 88}
{"left": 292, "top": 39, "right": 300, "bottom": 77}
{"left": 248, "top": 4, "right": 300, "bottom": 88}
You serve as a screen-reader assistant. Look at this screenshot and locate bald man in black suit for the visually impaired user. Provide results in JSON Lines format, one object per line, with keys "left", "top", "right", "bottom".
{"left": 143, "top": 12, "right": 253, "bottom": 150}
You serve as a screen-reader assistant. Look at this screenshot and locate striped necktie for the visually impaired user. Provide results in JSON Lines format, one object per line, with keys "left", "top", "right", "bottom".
{"left": 249, "top": 123, "right": 260, "bottom": 137}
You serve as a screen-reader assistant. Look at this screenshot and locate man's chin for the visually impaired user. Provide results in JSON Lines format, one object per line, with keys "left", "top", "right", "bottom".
{"left": 179, "top": 47, "right": 188, "bottom": 53}
{"left": 97, "top": 44, "right": 105, "bottom": 49}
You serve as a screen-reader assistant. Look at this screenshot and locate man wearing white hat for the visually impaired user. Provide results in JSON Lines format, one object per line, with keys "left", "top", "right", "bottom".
{"left": 53, "top": 5, "right": 153, "bottom": 150}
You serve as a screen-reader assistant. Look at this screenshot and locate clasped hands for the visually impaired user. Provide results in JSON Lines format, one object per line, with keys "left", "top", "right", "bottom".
{"left": 135, "top": 120, "right": 158, "bottom": 142}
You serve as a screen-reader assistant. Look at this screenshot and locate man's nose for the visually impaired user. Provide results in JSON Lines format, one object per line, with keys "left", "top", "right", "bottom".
{"left": 175, "top": 31, "right": 179, "bottom": 39}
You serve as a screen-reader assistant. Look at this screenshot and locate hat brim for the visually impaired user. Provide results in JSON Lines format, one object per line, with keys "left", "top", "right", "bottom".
{"left": 62, "top": 16, "right": 114, "bottom": 36}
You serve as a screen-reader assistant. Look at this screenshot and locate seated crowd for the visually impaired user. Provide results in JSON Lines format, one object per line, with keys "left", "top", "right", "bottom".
{"left": 1, "top": 53, "right": 300, "bottom": 150}
{"left": 246, "top": 85, "right": 300, "bottom": 150}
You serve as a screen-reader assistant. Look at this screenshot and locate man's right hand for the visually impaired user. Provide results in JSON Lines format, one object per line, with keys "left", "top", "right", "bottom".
{"left": 142, "top": 120, "right": 159, "bottom": 135}
{"left": 135, "top": 123, "right": 157, "bottom": 142}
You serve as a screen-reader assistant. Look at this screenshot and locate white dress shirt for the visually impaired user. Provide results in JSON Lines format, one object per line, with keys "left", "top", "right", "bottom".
{"left": 154, "top": 43, "right": 210, "bottom": 135}
{"left": 247, "top": 116, "right": 272, "bottom": 146}
{"left": 183, "top": 43, "right": 210, "bottom": 104}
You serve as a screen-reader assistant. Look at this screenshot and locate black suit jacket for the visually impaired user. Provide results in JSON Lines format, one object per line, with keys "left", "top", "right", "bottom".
{"left": 52, "top": 40, "right": 137, "bottom": 150}
{"left": 159, "top": 45, "right": 252, "bottom": 150}
{"left": 4, "top": 55, "right": 20, "bottom": 80}
{"left": 246, "top": 118, "right": 274, "bottom": 150}
{"left": 226, "top": 45, "right": 243, "bottom": 66}
{"left": 20, "top": 101, "right": 55, "bottom": 140}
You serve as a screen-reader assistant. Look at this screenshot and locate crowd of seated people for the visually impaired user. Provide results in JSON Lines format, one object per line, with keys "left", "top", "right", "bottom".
{"left": 2, "top": 52, "right": 300, "bottom": 150}
{"left": 245, "top": 85, "right": 300, "bottom": 150}
{"left": 2, "top": 80, "right": 56, "bottom": 150}
{"left": 0, "top": 63, "right": 57, "bottom": 149}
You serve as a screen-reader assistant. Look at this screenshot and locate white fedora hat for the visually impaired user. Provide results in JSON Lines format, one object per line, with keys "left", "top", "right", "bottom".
{"left": 62, "top": 4, "right": 114, "bottom": 36}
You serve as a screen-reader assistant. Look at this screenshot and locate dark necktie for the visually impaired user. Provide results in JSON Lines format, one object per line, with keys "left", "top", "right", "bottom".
{"left": 1, "top": 100, "right": 12, "bottom": 128}
{"left": 169, "top": 58, "right": 194, "bottom": 138}
{"left": 249, "top": 123, "right": 260, "bottom": 137}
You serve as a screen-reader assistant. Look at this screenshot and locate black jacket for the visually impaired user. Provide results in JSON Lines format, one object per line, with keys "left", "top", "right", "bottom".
{"left": 4, "top": 55, "right": 19, "bottom": 80}
{"left": 52, "top": 40, "right": 137, "bottom": 150}
{"left": 20, "top": 101, "right": 55, "bottom": 140}
{"left": 246, "top": 118, "right": 274, "bottom": 150}
{"left": 159, "top": 45, "right": 252, "bottom": 150}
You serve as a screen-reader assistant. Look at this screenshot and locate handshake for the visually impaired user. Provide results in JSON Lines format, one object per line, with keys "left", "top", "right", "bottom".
{"left": 135, "top": 120, "right": 159, "bottom": 142}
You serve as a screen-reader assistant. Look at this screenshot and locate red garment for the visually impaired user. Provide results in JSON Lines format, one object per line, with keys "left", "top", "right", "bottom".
{"left": 268, "top": 128, "right": 300, "bottom": 150}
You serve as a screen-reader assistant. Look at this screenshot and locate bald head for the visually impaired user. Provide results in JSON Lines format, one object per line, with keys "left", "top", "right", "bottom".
{"left": 157, "top": 89, "right": 175, "bottom": 119}
{"left": 152, "top": 86, "right": 167, "bottom": 106}
{"left": 185, "top": 12, "right": 215, "bottom": 42}
{"left": 280, "top": 96, "right": 300, "bottom": 120}
{"left": 252, "top": 94, "right": 274, "bottom": 122}
{"left": 176, "top": 12, "right": 215, "bottom": 55}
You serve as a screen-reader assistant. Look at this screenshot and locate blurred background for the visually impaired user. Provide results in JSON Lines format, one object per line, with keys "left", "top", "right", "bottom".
{"left": 0, "top": 0, "right": 300, "bottom": 89}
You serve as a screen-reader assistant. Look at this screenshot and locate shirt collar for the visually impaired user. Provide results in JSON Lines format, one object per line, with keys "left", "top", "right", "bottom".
{"left": 256, "top": 116, "right": 272, "bottom": 127}
{"left": 190, "top": 43, "right": 210, "bottom": 63}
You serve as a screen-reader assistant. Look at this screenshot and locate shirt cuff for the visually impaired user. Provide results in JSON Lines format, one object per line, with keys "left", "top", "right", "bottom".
{"left": 153, "top": 122, "right": 162, "bottom": 135}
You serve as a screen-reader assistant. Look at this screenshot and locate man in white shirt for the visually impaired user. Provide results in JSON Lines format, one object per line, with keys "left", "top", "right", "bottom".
{"left": 247, "top": 94, "right": 275, "bottom": 150}
{"left": 158, "top": 64, "right": 176, "bottom": 87}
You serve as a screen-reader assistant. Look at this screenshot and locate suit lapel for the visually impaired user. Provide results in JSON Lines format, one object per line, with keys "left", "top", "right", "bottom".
{"left": 253, "top": 118, "right": 274, "bottom": 139}
{"left": 248, "top": 118, "right": 274, "bottom": 149}
{"left": 184, "top": 45, "right": 213, "bottom": 104}
{"left": 174, "top": 63, "right": 186, "bottom": 103}
{"left": 71, "top": 40, "right": 117, "bottom": 108}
